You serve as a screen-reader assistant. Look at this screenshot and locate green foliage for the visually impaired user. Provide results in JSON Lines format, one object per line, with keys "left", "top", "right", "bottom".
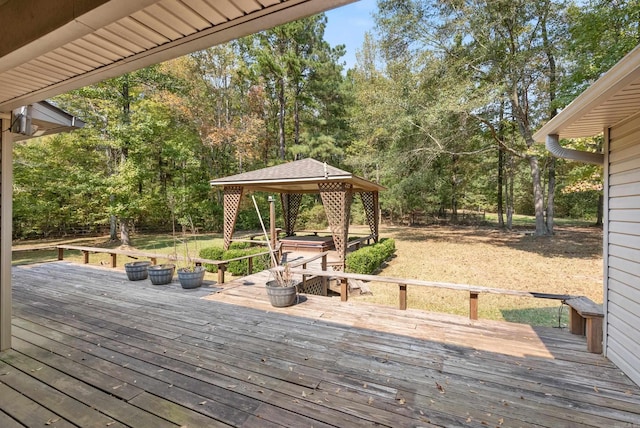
{"left": 198, "top": 247, "right": 225, "bottom": 272}
{"left": 297, "top": 203, "right": 328, "bottom": 230}
{"left": 199, "top": 245, "right": 269, "bottom": 275}
{"left": 346, "top": 238, "right": 396, "bottom": 274}
{"left": 224, "top": 248, "right": 270, "bottom": 275}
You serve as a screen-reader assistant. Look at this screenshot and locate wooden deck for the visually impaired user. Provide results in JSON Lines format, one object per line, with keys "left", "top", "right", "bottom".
{"left": 2, "top": 262, "right": 640, "bottom": 427}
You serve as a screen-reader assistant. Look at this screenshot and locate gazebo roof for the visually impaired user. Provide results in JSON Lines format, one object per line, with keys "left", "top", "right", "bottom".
{"left": 210, "top": 158, "right": 385, "bottom": 193}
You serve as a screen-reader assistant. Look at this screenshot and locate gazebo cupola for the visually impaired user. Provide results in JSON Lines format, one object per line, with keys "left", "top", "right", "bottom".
{"left": 210, "top": 158, "right": 384, "bottom": 270}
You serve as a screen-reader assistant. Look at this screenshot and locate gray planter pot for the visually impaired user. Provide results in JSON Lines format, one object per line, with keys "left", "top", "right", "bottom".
{"left": 148, "top": 264, "right": 175, "bottom": 285}
{"left": 124, "top": 261, "right": 152, "bottom": 281}
{"left": 178, "top": 266, "right": 205, "bottom": 289}
{"left": 266, "top": 280, "right": 298, "bottom": 307}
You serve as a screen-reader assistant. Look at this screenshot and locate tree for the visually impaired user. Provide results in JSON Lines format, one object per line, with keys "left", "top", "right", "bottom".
{"left": 373, "top": 0, "right": 567, "bottom": 234}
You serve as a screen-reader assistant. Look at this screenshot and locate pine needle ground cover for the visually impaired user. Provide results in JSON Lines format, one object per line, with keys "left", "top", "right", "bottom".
{"left": 356, "top": 225, "right": 603, "bottom": 327}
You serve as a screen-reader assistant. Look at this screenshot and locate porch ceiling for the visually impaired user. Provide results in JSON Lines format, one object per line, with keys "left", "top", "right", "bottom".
{"left": 0, "top": 0, "right": 356, "bottom": 112}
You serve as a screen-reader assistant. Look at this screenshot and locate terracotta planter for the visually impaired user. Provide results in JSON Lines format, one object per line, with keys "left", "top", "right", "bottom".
{"left": 147, "top": 264, "right": 175, "bottom": 285}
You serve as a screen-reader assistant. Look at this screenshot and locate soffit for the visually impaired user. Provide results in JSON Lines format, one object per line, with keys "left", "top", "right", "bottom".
{"left": 0, "top": 0, "right": 356, "bottom": 112}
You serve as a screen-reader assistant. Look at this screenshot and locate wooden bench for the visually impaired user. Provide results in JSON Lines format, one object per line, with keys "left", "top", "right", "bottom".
{"left": 564, "top": 296, "right": 604, "bottom": 354}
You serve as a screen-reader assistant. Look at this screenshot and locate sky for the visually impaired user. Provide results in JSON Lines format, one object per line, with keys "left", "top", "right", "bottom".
{"left": 324, "top": 0, "right": 378, "bottom": 70}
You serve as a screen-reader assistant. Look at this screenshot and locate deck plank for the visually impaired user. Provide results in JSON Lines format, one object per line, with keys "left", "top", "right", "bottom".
{"left": 4, "top": 262, "right": 640, "bottom": 427}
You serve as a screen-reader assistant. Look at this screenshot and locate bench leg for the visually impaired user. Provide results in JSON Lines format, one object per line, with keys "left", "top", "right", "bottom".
{"left": 586, "top": 317, "right": 603, "bottom": 354}
{"left": 569, "top": 307, "right": 585, "bottom": 335}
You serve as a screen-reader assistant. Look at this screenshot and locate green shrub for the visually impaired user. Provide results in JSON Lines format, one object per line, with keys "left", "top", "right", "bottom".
{"left": 200, "top": 244, "right": 271, "bottom": 275}
{"left": 345, "top": 238, "right": 395, "bottom": 274}
{"left": 199, "top": 246, "right": 225, "bottom": 272}
{"left": 223, "top": 247, "right": 270, "bottom": 275}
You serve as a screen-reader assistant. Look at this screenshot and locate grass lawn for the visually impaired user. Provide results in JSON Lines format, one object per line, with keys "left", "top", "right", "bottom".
{"left": 11, "top": 221, "right": 603, "bottom": 328}
{"left": 355, "top": 223, "right": 603, "bottom": 327}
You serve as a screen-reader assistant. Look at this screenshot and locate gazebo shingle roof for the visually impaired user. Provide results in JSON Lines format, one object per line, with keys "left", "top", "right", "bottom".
{"left": 210, "top": 158, "right": 384, "bottom": 193}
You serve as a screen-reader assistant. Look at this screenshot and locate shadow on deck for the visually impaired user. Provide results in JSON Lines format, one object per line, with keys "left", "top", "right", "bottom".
{"left": 2, "top": 261, "right": 640, "bottom": 427}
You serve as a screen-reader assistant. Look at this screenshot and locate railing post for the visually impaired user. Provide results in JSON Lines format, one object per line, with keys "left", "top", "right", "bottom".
{"left": 83, "top": 250, "right": 89, "bottom": 264}
{"left": 248, "top": 257, "right": 253, "bottom": 275}
{"left": 111, "top": 253, "right": 117, "bottom": 268}
{"left": 217, "top": 263, "right": 226, "bottom": 284}
{"left": 340, "top": 277, "right": 348, "bottom": 302}
{"left": 399, "top": 284, "right": 407, "bottom": 310}
{"left": 58, "top": 247, "right": 64, "bottom": 261}
{"left": 469, "top": 292, "right": 479, "bottom": 320}
{"left": 302, "top": 263, "right": 307, "bottom": 288}
{"left": 321, "top": 254, "right": 328, "bottom": 294}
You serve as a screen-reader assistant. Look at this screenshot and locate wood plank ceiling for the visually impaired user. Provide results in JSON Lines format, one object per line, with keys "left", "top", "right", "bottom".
{"left": 0, "top": 0, "right": 355, "bottom": 112}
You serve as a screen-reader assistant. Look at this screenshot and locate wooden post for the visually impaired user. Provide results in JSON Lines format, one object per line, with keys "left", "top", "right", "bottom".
{"left": 321, "top": 254, "right": 328, "bottom": 295}
{"left": 269, "top": 196, "right": 277, "bottom": 249}
{"left": 341, "top": 278, "right": 348, "bottom": 302}
{"left": 83, "top": 250, "right": 89, "bottom": 264}
{"left": 399, "top": 284, "right": 407, "bottom": 310}
{"left": 248, "top": 257, "right": 253, "bottom": 275}
{"left": 1, "top": 118, "right": 13, "bottom": 351}
{"left": 217, "top": 263, "right": 226, "bottom": 285}
{"left": 111, "top": 253, "right": 117, "bottom": 268}
{"left": 302, "top": 263, "right": 308, "bottom": 289}
{"left": 58, "top": 247, "right": 64, "bottom": 260}
{"left": 469, "top": 292, "right": 479, "bottom": 320}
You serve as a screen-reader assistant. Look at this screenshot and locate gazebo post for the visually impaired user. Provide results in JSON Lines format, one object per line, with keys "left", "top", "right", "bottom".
{"left": 223, "top": 185, "right": 244, "bottom": 250}
{"left": 361, "top": 191, "right": 380, "bottom": 242}
{"left": 319, "top": 182, "right": 353, "bottom": 270}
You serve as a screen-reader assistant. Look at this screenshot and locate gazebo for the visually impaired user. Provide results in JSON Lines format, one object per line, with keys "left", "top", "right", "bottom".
{"left": 210, "top": 158, "right": 384, "bottom": 269}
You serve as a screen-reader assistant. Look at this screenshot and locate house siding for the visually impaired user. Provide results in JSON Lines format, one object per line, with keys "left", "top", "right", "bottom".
{"left": 607, "top": 116, "right": 640, "bottom": 387}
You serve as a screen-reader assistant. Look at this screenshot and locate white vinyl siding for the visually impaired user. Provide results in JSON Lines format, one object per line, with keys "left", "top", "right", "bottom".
{"left": 607, "top": 116, "right": 640, "bottom": 387}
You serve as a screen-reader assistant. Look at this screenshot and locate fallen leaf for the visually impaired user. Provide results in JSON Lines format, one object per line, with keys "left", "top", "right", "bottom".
{"left": 368, "top": 396, "right": 374, "bottom": 404}
{"left": 45, "top": 418, "right": 60, "bottom": 425}
{"left": 397, "top": 397, "right": 405, "bottom": 405}
{"left": 106, "top": 422, "right": 116, "bottom": 427}
{"left": 593, "top": 386, "right": 599, "bottom": 393}
{"left": 302, "top": 391, "right": 307, "bottom": 398}
{"left": 499, "top": 417, "right": 504, "bottom": 425}
{"left": 199, "top": 401, "right": 207, "bottom": 405}
{"left": 466, "top": 417, "right": 472, "bottom": 423}
{"left": 436, "top": 382, "right": 445, "bottom": 393}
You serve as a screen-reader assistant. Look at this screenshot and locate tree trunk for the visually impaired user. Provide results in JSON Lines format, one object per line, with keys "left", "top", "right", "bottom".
{"left": 596, "top": 193, "right": 604, "bottom": 226}
{"left": 277, "top": 77, "right": 286, "bottom": 160}
{"left": 120, "top": 221, "right": 132, "bottom": 246}
{"left": 546, "top": 156, "right": 556, "bottom": 234}
{"left": 529, "top": 155, "right": 547, "bottom": 235}
{"left": 497, "top": 146, "right": 505, "bottom": 228}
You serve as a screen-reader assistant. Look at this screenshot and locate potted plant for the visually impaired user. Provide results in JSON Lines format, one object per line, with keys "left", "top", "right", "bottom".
{"left": 266, "top": 264, "right": 299, "bottom": 307}
{"left": 148, "top": 264, "right": 175, "bottom": 285}
{"left": 175, "top": 215, "right": 205, "bottom": 289}
{"left": 124, "top": 260, "right": 152, "bottom": 281}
